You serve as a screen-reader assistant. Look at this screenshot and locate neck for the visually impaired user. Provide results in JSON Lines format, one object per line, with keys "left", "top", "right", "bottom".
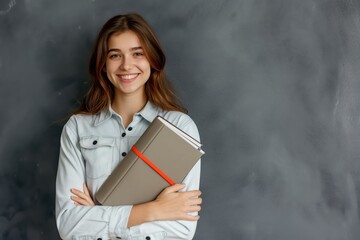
{"left": 112, "top": 91, "right": 147, "bottom": 128}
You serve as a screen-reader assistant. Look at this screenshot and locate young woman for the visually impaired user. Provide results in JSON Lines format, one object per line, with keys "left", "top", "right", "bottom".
{"left": 55, "top": 13, "right": 202, "bottom": 240}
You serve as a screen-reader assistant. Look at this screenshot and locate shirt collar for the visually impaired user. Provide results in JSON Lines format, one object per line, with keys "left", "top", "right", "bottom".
{"left": 93, "top": 101, "right": 161, "bottom": 126}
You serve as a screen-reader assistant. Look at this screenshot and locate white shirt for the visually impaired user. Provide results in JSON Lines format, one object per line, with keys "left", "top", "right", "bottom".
{"left": 55, "top": 101, "right": 201, "bottom": 240}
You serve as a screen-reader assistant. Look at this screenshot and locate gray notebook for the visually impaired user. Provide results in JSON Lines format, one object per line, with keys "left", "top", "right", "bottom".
{"left": 95, "top": 116, "right": 204, "bottom": 205}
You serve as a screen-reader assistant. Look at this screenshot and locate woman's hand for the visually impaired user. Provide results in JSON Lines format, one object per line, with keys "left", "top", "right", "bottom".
{"left": 70, "top": 183, "right": 95, "bottom": 206}
{"left": 152, "top": 184, "right": 202, "bottom": 221}
{"left": 128, "top": 184, "right": 202, "bottom": 227}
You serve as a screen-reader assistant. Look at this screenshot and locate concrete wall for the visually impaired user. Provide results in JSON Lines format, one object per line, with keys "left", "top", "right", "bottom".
{"left": 1, "top": 0, "right": 360, "bottom": 239}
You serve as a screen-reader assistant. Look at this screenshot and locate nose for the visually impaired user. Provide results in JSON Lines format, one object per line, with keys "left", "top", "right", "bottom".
{"left": 120, "top": 55, "right": 132, "bottom": 70}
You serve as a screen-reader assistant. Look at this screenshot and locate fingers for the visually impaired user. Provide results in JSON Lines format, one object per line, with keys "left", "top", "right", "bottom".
{"left": 183, "top": 197, "right": 202, "bottom": 214}
{"left": 188, "top": 196, "right": 202, "bottom": 206}
{"left": 71, "top": 195, "right": 85, "bottom": 205}
{"left": 162, "top": 183, "right": 186, "bottom": 194}
{"left": 83, "top": 183, "right": 90, "bottom": 196}
{"left": 152, "top": 186, "right": 203, "bottom": 221}
{"left": 187, "top": 204, "right": 201, "bottom": 213}
{"left": 184, "top": 190, "right": 202, "bottom": 198}
{"left": 71, "top": 188, "right": 88, "bottom": 199}
{"left": 71, "top": 195, "right": 93, "bottom": 206}
{"left": 70, "top": 187, "right": 95, "bottom": 206}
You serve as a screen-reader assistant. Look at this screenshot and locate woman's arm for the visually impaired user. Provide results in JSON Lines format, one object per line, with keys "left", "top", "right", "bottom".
{"left": 72, "top": 183, "right": 202, "bottom": 226}
{"left": 56, "top": 119, "right": 133, "bottom": 240}
{"left": 72, "top": 162, "right": 201, "bottom": 239}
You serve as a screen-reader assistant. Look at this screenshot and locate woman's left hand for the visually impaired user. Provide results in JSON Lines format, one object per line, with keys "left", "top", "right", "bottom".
{"left": 70, "top": 183, "right": 95, "bottom": 206}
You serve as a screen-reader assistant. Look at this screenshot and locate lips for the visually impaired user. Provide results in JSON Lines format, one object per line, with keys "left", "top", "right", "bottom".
{"left": 116, "top": 73, "right": 139, "bottom": 82}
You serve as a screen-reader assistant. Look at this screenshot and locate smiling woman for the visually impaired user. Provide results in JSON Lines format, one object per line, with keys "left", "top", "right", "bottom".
{"left": 105, "top": 31, "right": 151, "bottom": 122}
{"left": 55, "top": 13, "right": 202, "bottom": 240}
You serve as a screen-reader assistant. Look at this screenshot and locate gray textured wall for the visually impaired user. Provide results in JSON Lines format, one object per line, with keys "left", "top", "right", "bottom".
{"left": 1, "top": 0, "right": 360, "bottom": 239}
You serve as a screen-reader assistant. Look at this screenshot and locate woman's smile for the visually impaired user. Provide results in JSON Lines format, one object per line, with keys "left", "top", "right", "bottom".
{"left": 116, "top": 73, "right": 140, "bottom": 82}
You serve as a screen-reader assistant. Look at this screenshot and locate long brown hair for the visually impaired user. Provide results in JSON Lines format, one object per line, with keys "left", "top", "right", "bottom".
{"left": 75, "top": 13, "right": 187, "bottom": 114}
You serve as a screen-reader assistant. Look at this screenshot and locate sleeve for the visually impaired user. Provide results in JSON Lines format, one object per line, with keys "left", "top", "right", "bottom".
{"left": 127, "top": 115, "right": 202, "bottom": 240}
{"left": 55, "top": 117, "right": 133, "bottom": 240}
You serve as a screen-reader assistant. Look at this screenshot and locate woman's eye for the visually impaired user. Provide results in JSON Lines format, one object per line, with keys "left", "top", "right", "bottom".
{"left": 109, "top": 54, "right": 121, "bottom": 59}
{"left": 134, "top": 52, "right": 144, "bottom": 57}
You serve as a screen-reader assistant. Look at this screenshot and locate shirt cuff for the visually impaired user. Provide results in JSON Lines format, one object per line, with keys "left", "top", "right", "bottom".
{"left": 108, "top": 205, "right": 133, "bottom": 239}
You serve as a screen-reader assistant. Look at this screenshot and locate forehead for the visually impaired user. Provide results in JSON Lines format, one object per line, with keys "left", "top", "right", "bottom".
{"left": 107, "top": 30, "right": 143, "bottom": 50}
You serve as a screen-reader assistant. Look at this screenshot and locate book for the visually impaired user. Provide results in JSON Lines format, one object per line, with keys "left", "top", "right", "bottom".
{"left": 95, "top": 116, "right": 204, "bottom": 206}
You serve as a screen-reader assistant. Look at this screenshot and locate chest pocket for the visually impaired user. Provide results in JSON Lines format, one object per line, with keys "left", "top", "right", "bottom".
{"left": 79, "top": 136, "right": 115, "bottom": 179}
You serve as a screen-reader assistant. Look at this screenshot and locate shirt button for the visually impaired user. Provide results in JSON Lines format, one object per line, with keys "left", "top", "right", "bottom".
{"left": 128, "top": 127, "right": 133, "bottom": 131}
{"left": 145, "top": 237, "right": 151, "bottom": 240}
{"left": 121, "top": 132, "right": 126, "bottom": 137}
{"left": 122, "top": 152, "right": 127, "bottom": 157}
{"left": 116, "top": 237, "right": 122, "bottom": 239}
{"left": 93, "top": 140, "right": 97, "bottom": 145}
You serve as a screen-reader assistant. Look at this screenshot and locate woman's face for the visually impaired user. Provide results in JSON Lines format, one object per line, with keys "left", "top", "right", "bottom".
{"left": 104, "top": 30, "right": 151, "bottom": 98}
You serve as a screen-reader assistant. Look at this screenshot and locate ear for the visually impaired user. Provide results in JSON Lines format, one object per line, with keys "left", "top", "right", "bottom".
{"left": 102, "top": 66, "right": 106, "bottom": 72}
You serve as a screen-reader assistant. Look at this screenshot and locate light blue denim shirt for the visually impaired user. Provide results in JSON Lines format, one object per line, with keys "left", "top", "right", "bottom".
{"left": 55, "top": 101, "right": 201, "bottom": 240}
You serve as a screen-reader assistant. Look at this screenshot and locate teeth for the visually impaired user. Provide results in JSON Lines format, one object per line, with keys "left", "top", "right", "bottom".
{"left": 119, "top": 74, "right": 138, "bottom": 79}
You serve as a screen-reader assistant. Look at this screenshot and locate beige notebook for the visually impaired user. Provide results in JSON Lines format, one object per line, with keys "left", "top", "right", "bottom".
{"left": 95, "top": 116, "right": 204, "bottom": 206}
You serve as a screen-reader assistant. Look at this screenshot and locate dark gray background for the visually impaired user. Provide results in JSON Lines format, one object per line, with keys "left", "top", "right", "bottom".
{"left": 1, "top": 0, "right": 360, "bottom": 239}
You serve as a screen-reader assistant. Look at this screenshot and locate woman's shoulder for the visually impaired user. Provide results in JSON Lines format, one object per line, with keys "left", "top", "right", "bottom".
{"left": 146, "top": 102, "right": 195, "bottom": 128}
{"left": 67, "top": 112, "right": 96, "bottom": 123}
{"left": 161, "top": 110, "right": 193, "bottom": 124}
{"left": 63, "top": 113, "right": 98, "bottom": 131}
{"left": 159, "top": 110, "right": 200, "bottom": 141}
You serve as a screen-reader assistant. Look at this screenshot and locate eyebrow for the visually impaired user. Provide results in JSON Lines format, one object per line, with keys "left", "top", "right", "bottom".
{"left": 107, "top": 46, "right": 143, "bottom": 54}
